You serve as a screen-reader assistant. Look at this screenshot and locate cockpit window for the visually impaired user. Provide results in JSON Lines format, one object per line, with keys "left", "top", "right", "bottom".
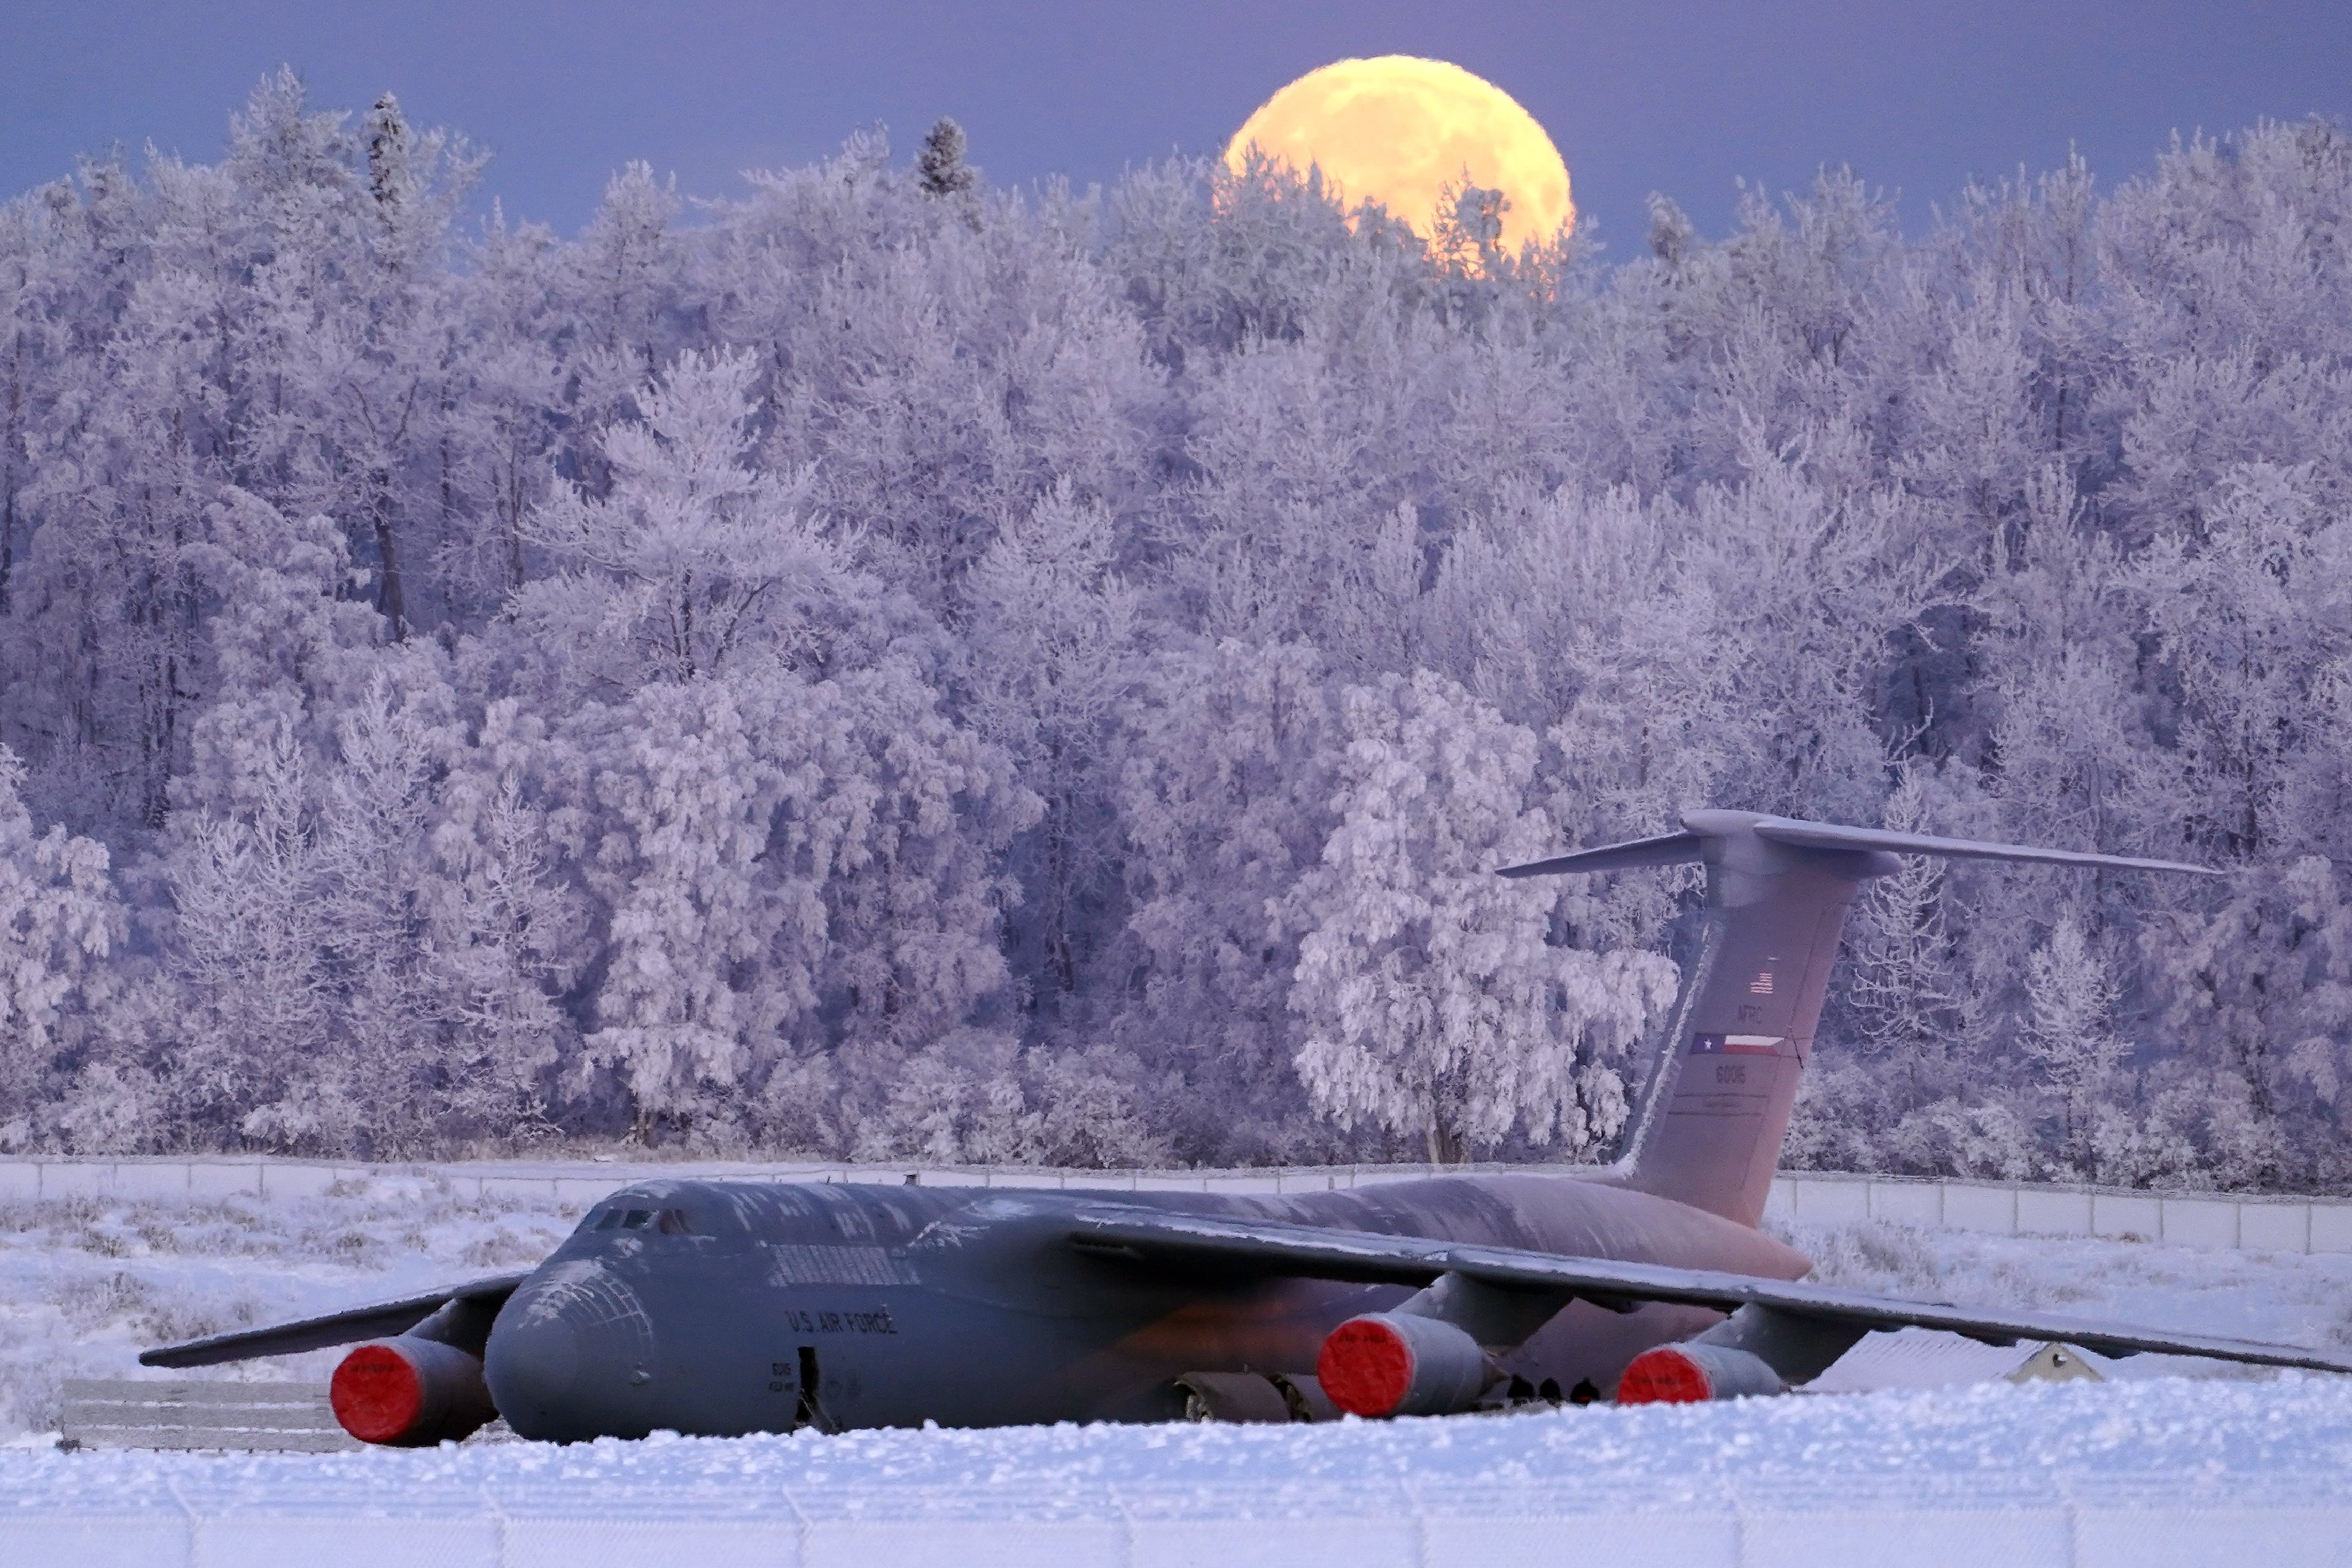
{"left": 585, "top": 1204, "right": 693, "bottom": 1235}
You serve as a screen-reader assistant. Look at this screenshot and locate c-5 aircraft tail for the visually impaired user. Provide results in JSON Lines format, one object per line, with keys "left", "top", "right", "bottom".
{"left": 1500, "top": 810, "right": 2217, "bottom": 1228}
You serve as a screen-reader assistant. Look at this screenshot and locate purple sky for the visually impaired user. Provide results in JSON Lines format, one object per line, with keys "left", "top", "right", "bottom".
{"left": 5, "top": 0, "right": 2348, "bottom": 253}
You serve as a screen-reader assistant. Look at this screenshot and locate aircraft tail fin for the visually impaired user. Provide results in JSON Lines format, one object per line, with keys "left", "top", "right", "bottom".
{"left": 1499, "top": 810, "right": 2215, "bottom": 1228}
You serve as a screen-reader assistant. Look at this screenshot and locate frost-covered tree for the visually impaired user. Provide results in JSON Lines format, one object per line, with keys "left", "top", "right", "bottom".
{"left": 8, "top": 82, "right": 2352, "bottom": 1179}
{"left": 0, "top": 746, "right": 125, "bottom": 1139}
{"left": 568, "top": 160, "right": 682, "bottom": 388}
{"left": 962, "top": 479, "right": 1135, "bottom": 1009}
{"left": 750, "top": 657, "right": 1033, "bottom": 1143}
{"left": 517, "top": 348, "right": 835, "bottom": 689}
{"left": 575, "top": 682, "right": 777, "bottom": 1139}
{"left": 414, "top": 707, "right": 584, "bottom": 1138}
{"left": 1117, "top": 639, "right": 1344, "bottom": 1160}
{"left": 1784, "top": 771, "right": 1990, "bottom": 1174}
{"left": 164, "top": 712, "right": 339, "bottom": 1148}
{"left": 2019, "top": 911, "right": 2125, "bottom": 1176}
{"left": 1289, "top": 672, "right": 1678, "bottom": 1162}
{"left": 916, "top": 119, "right": 978, "bottom": 199}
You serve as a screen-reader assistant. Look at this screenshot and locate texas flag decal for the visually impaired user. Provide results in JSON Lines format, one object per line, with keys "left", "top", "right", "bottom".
{"left": 1690, "top": 1033, "right": 1783, "bottom": 1057}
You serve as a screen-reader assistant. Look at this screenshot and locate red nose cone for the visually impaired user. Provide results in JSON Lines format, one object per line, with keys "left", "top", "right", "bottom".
{"left": 1318, "top": 1317, "right": 1415, "bottom": 1417}
{"left": 1615, "top": 1345, "right": 1713, "bottom": 1404}
{"left": 332, "top": 1342, "right": 426, "bottom": 1443}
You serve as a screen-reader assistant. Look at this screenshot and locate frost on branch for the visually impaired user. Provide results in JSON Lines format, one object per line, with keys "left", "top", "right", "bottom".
{"left": 5, "top": 94, "right": 2352, "bottom": 1178}
{"left": 1288, "top": 673, "right": 1678, "bottom": 1163}
{"left": 0, "top": 746, "right": 125, "bottom": 1144}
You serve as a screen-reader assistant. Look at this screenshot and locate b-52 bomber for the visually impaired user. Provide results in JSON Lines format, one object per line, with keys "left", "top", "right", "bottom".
{"left": 143, "top": 809, "right": 2352, "bottom": 1444}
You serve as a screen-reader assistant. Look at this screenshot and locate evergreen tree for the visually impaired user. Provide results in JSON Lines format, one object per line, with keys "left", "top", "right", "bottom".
{"left": 916, "top": 118, "right": 977, "bottom": 199}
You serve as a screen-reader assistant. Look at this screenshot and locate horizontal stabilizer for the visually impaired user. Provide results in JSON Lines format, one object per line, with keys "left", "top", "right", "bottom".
{"left": 1497, "top": 811, "right": 2218, "bottom": 880}
{"left": 1747, "top": 816, "right": 2219, "bottom": 876}
{"left": 1065, "top": 1206, "right": 2352, "bottom": 1375}
{"left": 138, "top": 1271, "right": 530, "bottom": 1369}
{"left": 1496, "top": 829, "right": 1704, "bottom": 880}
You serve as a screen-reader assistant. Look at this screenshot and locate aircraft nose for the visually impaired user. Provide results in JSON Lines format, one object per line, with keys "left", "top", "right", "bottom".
{"left": 491, "top": 1301, "right": 578, "bottom": 1400}
{"left": 484, "top": 1261, "right": 660, "bottom": 1441}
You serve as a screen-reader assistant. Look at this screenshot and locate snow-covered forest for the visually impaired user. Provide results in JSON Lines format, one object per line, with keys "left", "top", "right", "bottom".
{"left": 4, "top": 75, "right": 2351, "bottom": 1187}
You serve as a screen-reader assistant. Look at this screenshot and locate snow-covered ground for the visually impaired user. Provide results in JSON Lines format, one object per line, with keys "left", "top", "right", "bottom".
{"left": 8, "top": 1375, "right": 2352, "bottom": 1494}
{"left": 1767, "top": 1214, "right": 2352, "bottom": 1381}
{"left": 0, "top": 1170, "right": 576, "bottom": 1436}
{"left": 7, "top": 1382, "right": 2352, "bottom": 1568}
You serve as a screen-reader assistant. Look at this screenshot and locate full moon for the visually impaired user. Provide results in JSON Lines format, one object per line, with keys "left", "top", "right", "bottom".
{"left": 1225, "top": 57, "right": 1574, "bottom": 254}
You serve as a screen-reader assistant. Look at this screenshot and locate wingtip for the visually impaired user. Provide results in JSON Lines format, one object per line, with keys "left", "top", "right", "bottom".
{"left": 1493, "top": 830, "right": 1707, "bottom": 880}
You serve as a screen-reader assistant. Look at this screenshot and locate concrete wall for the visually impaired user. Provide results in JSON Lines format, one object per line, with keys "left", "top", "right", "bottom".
{"left": 1762, "top": 1170, "right": 2352, "bottom": 1254}
{"left": 3, "top": 1156, "right": 2345, "bottom": 1253}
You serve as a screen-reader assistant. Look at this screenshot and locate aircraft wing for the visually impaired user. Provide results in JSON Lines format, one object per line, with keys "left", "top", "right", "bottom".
{"left": 137, "top": 1271, "right": 531, "bottom": 1369}
{"left": 1067, "top": 1207, "right": 2352, "bottom": 1374}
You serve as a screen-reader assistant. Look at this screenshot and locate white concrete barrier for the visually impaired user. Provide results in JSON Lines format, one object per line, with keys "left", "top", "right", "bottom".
{"left": 6, "top": 1156, "right": 2350, "bottom": 1254}
{"left": 1765, "top": 1170, "right": 2352, "bottom": 1254}
{"left": 3, "top": 1476, "right": 2349, "bottom": 1567}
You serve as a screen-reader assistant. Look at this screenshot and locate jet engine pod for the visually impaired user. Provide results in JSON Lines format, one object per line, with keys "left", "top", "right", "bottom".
{"left": 330, "top": 1336, "right": 500, "bottom": 1445}
{"left": 1316, "top": 1312, "right": 1496, "bottom": 1418}
{"left": 1614, "top": 1342, "right": 1787, "bottom": 1405}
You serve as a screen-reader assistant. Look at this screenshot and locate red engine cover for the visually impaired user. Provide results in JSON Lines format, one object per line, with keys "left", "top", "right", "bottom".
{"left": 1315, "top": 1312, "right": 1494, "bottom": 1418}
{"left": 1317, "top": 1317, "right": 1416, "bottom": 1417}
{"left": 1615, "top": 1345, "right": 1714, "bottom": 1404}
{"left": 332, "top": 1342, "right": 430, "bottom": 1443}
{"left": 1616, "top": 1341, "right": 1787, "bottom": 1404}
{"left": 330, "top": 1337, "right": 499, "bottom": 1446}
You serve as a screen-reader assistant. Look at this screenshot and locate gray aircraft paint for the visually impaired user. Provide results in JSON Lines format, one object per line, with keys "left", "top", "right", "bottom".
{"left": 475, "top": 1173, "right": 1798, "bottom": 1440}
{"left": 150, "top": 809, "right": 2313, "bottom": 1440}
{"left": 1607, "top": 821, "right": 1875, "bottom": 1225}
